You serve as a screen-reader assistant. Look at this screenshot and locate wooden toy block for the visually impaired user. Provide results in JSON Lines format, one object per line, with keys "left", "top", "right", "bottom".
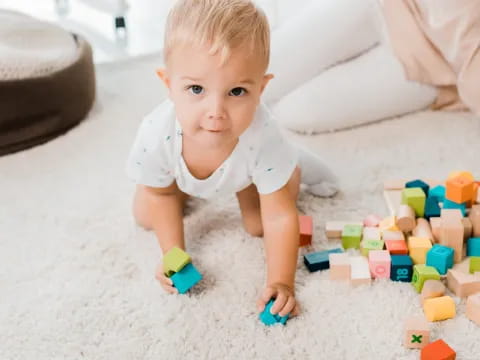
{"left": 342, "top": 224, "right": 363, "bottom": 249}
{"left": 304, "top": 248, "right": 343, "bottom": 272}
{"left": 368, "top": 250, "right": 391, "bottom": 279}
{"left": 406, "top": 179, "right": 430, "bottom": 197}
{"left": 404, "top": 315, "right": 430, "bottom": 349}
{"left": 462, "top": 218, "right": 473, "bottom": 241}
{"left": 391, "top": 255, "right": 413, "bottom": 282}
{"left": 429, "top": 185, "right": 446, "bottom": 202}
{"left": 329, "top": 253, "right": 351, "bottom": 281}
{"left": 360, "top": 239, "right": 384, "bottom": 256}
{"left": 420, "top": 279, "right": 446, "bottom": 304}
{"left": 440, "top": 217, "right": 463, "bottom": 263}
{"left": 467, "top": 237, "right": 480, "bottom": 256}
{"left": 469, "top": 205, "right": 480, "bottom": 237}
{"left": 466, "top": 292, "right": 480, "bottom": 326}
{"left": 363, "top": 226, "right": 381, "bottom": 241}
{"left": 170, "top": 263, "right": 202, "bottom": 294}
{"left": 299, "top": 215, "right": 313, "bottom": 247}
{"left": 470, "top": 256, "right": 480, "bottom": 274}
{"left": 423, "top": 295, "right": 456, "bottom": 321}
{"left": 408, "top": 236, "right": 433, "bottom": 265}
{"left": 163, "top": 247, "right": 191, "bottom": 276}
{"left": 259, "top": 299, "right": 289, "bottom": 326}
{"left": 325, "top": 221, "right": 362, "bottom": 239}
{"left": 382, "top": 230, "right": 405, "bottom": 241}
{"left": 397, "top": 204, "right": 416, "bottom": 232}
{"left": 412, "top": 265, "right": 440, "bottom": 293}
{"left": 430, "top": 217, "right": 441, "bottom": 243}
{"left": 446, "top": 268, "right": 480, "bottom": 298}
{"left": 363, "top": 214, "right": 382, "bottom": 227}
{"left": 421, "top": 339, "right": 456, "bottom": 360}
{"left": 413, "top": 218, "right": 434, "bottom": 243}
{"left": 350, "top": 256, "right": 371, "bottom": 287}
{"left": 426, "top": 244, "right": 454, "bottom": 275}
{"left": 402, "top": 187, "right": 426, "bottom": 217}
{"left": 385, "top": 239, "right": 409, "bottom": 255}
{"left": 441, "top": 208, "right": 464, "bottom": 221}
{"left": 379, "top": 216, "right": 399, "bottom": 232}
{"left": 425, "top": 197, "right": 441, "bottom": 220}
{"left": 446, "top": 175, "right": 474, "bottom": 204}
{"left": 442, "top": 198, "right": 466, "bottom": 216}
{"left": 384, "top": 189, "right": 402, "bottom": 216}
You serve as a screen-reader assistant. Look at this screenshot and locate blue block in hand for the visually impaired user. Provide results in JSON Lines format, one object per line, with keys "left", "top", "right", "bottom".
{"left": 259, "top": 299, "right": 289, "bottom": 326}
{"left": 390, "top": 255, "right": 413, "bottom": 282}
{"left": 171, "top": 263, "right": 202, "bottom": 294}
{"left": 426, "top": 244, "right": 454, "bottom": 275}
{"left": 304, "top": 248, "right": 343, "bottom": 272}
{"left": 467, "top": 237, "right": 480, "bottom": 257}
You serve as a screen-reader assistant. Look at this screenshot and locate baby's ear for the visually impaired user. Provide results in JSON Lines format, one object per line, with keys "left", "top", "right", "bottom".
{"left": 260, "top": 73, "right": 274, "bottom": 94}
{"left": 155, "top": 68, "right": 171, "bottom": 89}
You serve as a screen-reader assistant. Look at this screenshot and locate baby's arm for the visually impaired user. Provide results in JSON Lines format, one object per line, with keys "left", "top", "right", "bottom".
{"left": 256, "top": 185, "right": 300, "bottom": 317}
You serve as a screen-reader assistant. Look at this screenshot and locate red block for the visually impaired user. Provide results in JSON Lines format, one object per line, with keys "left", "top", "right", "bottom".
{"left": 421, "top": 339, "right": 456, "bottom": 360}
{"left": 299, "top": 215, "right": 313, "bottom": 247}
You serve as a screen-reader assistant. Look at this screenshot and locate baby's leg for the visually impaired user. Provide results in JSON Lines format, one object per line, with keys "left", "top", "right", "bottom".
{"left": 264, "top": 0, "right": 380, "bottom": 104}
{"left": 236, "top": 166, "right": 301, "bottom": 237}
{"left": 271, "top": 45, "right": 437, "bottom": 133}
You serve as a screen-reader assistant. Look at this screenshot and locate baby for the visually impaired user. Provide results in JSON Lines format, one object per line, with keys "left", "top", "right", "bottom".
{"left": 126, "top": 0, "right": 338, "bottom": 318}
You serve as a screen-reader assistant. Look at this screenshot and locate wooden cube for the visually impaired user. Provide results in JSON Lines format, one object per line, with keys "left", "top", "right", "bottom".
{"left": 408, "top": 237, "right": 433, "bottom": 265}
{"left": 420, "top": 279, "right": 446, "bottom": 304}
{"left": 440, "top": 217, "right": 463, "bottom": 263}
{"left": 363, "top": 226, "right": 381, "bottom": 240}
{"left": 382, "top": 230, "right": 405, "bottom": 241}
{"left": 421, "top": 339, "right": 456, "bottom": 360}
{"left": 430, "top": 217, "right": 441, "bottom": 243}
{"left": 412, "top": 265, "right": 440, "bottom": 293}
{"left": 402, "top": 187, "right": 426, "bottom": 217}
{"left": 441, "top": 209, "right": 463, "bottom": 222}
{"left": 342, "top": 224, "right": 363, "bottom": 249}
{"left": 360, "top": 239, "right": 384, "bottom": 256}
{"left": 329, "top": 253, "right": 351, "bottom": 281}
{"left": 425, "top": 197, "right": 441, "bottom": 220}
{"left": 368, "top": 250, "right": 391, "bottom": 279}
{"left": 469, "top": 205, "right": 480, "bottom": 237}
{"left": 385, "top": 239, "right": 409, "bottom": 255}
{"left": 413, "top": 218, "right": 434, "bottom": 243}
{"left": 446, "top": 268, "right": 480, "bottom": 298}
{"left": 350, "top": 256, "right": 371, "bottom": 287}
{"left": 325, "top": 221, "right": 362, "bottom": 239}
{"left": 423, "top": 295, "right": 456, "bottom": 321}
{"left": 429, "top": 185, "right": 446, "bottom": 202}
{"left": 363, "top": 214, "right": 382, "bottom": 227}
{"left": 379, "top": 216, "right": 399, "bottom": 232}
{"left": 299, "top": 215, "right": 313, "bottom": 247}
{"left": 446, "top": 175, "right": 474, "bottom": 204}
{"left": 391, "top": 255, "right": 413, "bottom": 282}
{"left": 397, "top": 204, "right": 416, "bottom": 232}
{"left": 404, "top": 315, "right": 430, "bottom": 349}
{"left": 462, "top": 218, "right": 473, "bottom": 241}
{"left": 426, "top": 244, "right": 454, "bottom": 275}
{"left": 466, "top": 292, "right": 480, "bottom": 326}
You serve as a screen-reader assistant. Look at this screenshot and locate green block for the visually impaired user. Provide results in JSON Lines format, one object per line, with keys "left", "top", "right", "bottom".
{"left": 342, "top": 224, "right": 363, "bottom": 249}
{"left": 470, "top": 257, "right": 480, "bottom": 274}
{"left": 411, "top": 264, "right": 440, "bottom": 293}
{"left": 360, "top": 239, "right": 385, "bottom": 256}
{"left": 402, "top": 187, "right": 426, "bottom": 218}
{"left": 163, "top": 247, "right": 191, "bottom": 277}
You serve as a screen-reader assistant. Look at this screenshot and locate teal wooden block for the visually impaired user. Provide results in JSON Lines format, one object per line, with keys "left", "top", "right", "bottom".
{"left": 259, "top": 299, "right": 289, "bottom": 326}
{"left": 429, "top": 185, "right": 446, "bottom": 202}
{"left": 304, "top": 248, "right": 343, "bottom": 272}
{"left": 390, "top": 255, "right": 413, "bottom": 282}
{"left": 442, "top": 198, "right": 466, "bottom": 216}
{"left": 425, "top": 197, "right": 441, "bottom": 220}
{"left": 406, "top": 179, "right": 429, "bottom": 197}
{"left": 426, "top": 244, "right": 454, "bottom": 275}
{"left": 342, "top": 224, "right": 363, "bottom": 249}
{"left": 171, "top": 263, "right": 202, "bottom": 294}
{"left": 470, "top": 257, "right": 480, "bottom": 274}
{"left": 467, "top": 237, "right": 480, "bottom": 257}
{"left": 411, "top": 265, "right": 440, "bottom": 293}
{"left": 402, "top": 188, "right": 426, "bottom": 217}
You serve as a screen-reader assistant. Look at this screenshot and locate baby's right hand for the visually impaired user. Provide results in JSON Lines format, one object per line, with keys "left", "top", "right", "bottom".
{"left": 155, "top": 263, "right": 178, "bottom": 294}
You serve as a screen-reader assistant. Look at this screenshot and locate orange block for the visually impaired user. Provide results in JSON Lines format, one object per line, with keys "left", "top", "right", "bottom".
{"left": 421, "top": 339, "right": 456, "bottom": 360}
{"left": 385, "top": 239, "right": 408, "bottom": 255}
{"left": 299, "top": 215, "right": 313, "bottom": 247}
{"left": 446, "top": 176, "right": 474, "bottom": 204}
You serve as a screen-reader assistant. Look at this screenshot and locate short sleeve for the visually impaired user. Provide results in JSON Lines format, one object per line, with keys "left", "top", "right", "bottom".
{"left": 251, "top": 118, "right": 298, "bottom": 194}
{"left": 125, "top": 110, "right": 175, "bottom": 188}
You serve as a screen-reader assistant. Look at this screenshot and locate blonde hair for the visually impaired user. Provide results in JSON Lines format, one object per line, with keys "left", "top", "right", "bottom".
{"left": 164, "top": 0, "right": 270, "bottom": 71}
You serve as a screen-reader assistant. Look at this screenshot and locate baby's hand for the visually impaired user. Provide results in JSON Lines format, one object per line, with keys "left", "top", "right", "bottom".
{"left": 256, "top": 283, "right": 300, "bottom": 317}
{"left": 155, "top": 262, "right": 178, "bottom": 294}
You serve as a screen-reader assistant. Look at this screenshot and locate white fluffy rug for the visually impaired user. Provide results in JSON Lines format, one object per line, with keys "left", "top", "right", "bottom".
{"left": 1, "top": 53, "right": 480, "bottom": 360}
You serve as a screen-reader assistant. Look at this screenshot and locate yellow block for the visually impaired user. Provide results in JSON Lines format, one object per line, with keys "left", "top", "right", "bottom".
{"left": 423, "top": 296, "right": 456, "bottom": 321}
{"left": 408, "top": 236, "right": 432, "bottom": 264}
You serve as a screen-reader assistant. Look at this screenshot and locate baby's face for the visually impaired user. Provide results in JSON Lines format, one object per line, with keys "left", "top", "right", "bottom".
{"left": 159, "top": 43, "right": 273, "bottom": 151}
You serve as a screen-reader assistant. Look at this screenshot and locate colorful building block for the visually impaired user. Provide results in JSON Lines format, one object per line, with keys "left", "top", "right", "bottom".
{"left": 421, "top": 339, "right": 456, "bottom": 360}
{"left": 350, "top": 256, "right": 371, "bottom": 287}
{"left": 391, "top": 255, "right": 413, "bottom": 282}
{"left": 467, "top": 237, "right": 480, "bottom": 256}
{"left": 299, "top": 215, "right": 312, "bottom": 247}
{"left": 163, "top": 247, "right": 191, "bottom": 276}
{"left": 170, "top": 263, "right": 202, "bottom": 294}
{"left": 342, "top": 224, "right": 363, "bottom": 249}
{"left": 425, "top": 197, "right": 441, "bottom": 220}
{"left": 382, "top": 230, "right": 405, "bottom": 241}
{"left": 385, "top": 240, "right": 409, "bottom": 255}
{"left": 396, "top": 204, "right": 416, "bottom": 232}
{"left": 429, "top": 185, "right": 446, "bottom": 202}
{"left": 402, "top": 187, "right": 426, "bottom": 217}
{"left": 363, "top": 227, "right": 381, "bottom": 241}
{"left": 325, "top": 221, "right": 363, "bottom": 239}
{"left": 420, "top": 280, "right": 446, "bottom": 304}
{"left": 423, "top": 295, "right": 456, "bottom": 321}
{"left": 426, "top": 244, "right": 454, "bottom": 275}
{"left": 406, "top": 179, "right": 430, "bottom": 197}
{"left": 466, "top": 293, "right": 480, "bottom": 326}
{"left": 360, "top": 239, "right": 384, "bottom": 256}
{"left": 442, "top": 198, "right": 466, "bottom": 216}
{"left": 363, "top": 214, "right": 382, "bottom": 227}
{"left": 259, "top": 299, "right": 289, "bottom": 326}
{"left": 413, "top": 218, "right": 434, "bottom": 243}
{"left": 329, "top": 253, "right": 351, "bottom": 281}
{"left": 446, "top": 175, "right": 474, "bottom": 204}
{"left": 408, "top": 237, "right": 433, "bottom": 265}
{"left": 446, "top": 268, "right": 480, "bottom": 298}
{"left": 412, "top": 265, "right": 440, "bottom": 293}
{"left": 470, "top": 205, "right": 480, "bottom": 237}
{"left": 440, "top": 217, "right": 463, "bottom": 263}
{"left": 368, "top": 250, "right": 391, "bottom": 279}
{"left": 404, "top": 316, "right": 430, "bottom": 349}
{"left": 379, "top": 216, "right": 399, "bottom": 232}
{"left": 304, "top": 248, "right": 342, "bottom": 272}
{"left": 470, "top": 256, "right": 480, "bottom": 274}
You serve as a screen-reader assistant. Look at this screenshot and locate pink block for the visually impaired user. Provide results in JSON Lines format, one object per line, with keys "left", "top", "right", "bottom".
{"left": 364, "top": 214, "right": 382, "bottom": 227}
{"left": 368, "top": 250, "right": 391, "bottom": 278}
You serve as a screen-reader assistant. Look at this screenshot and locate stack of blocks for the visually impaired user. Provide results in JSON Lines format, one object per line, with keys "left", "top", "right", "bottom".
{"left": 163, "top": 247, "right": 202, "bottom": 294}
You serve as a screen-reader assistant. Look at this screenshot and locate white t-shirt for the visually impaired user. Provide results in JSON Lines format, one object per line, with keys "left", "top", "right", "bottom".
{"left": 126, "top": 99, "right": 298, "bottom": 199}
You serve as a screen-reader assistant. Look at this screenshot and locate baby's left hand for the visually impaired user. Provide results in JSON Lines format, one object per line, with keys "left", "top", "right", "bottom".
{"left": 256, "top": 282, "right": 300, "bottom": 317}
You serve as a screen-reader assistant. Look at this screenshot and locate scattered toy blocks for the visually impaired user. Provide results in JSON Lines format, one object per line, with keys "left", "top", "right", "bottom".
{"left": 423, "top": 295, "right": 456, "bottom": 322}
{"left": 368, "top": 250, "right": 391, "bottom": 279}
{"left": 342, "top": 224, "right": 363, "bottom": 249}
{"left": 408, "top": 237, "right": 433, "bottom": 265}
{"left": 299, "top": 215, "right": 313, "bottom": 247}
{"left": 259, "top": 299, "right": 289, "bottom": 326}
{"left": 412, "top": 265, "right": 440, "bottom": 293}
{"left": 421, "top": 339, "right": 456, "bottom": 360}
{"left": 304, "top": 248, "right": 343, "bottom": 272}
{"left": 329, "top": 252, "right": 351, "bottom": 281}
{"left": 404, "top": 315, "right": 430, "bottom": 349}
{"left": 426, "top": 244, "right": 454, "bottom": 275}
{"left": 391, "top": 255, "right": 413, "bottom": 282}
{"left": 402, "top": 187, "right": 426, "bottom": 217}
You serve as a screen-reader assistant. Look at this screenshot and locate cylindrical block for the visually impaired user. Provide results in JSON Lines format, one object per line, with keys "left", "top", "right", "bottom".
{"left": 397, "top": 205, "right": 416, "bottom": 232}
{"left": 423, "top": 296, "right": 456, "bottom": 321}
{"left": 413, "top": 218, "right": 433, "bottom": 242}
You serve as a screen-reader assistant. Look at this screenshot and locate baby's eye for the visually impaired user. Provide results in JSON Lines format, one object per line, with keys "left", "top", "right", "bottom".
{"left": 229, "top": 87, "right": 247, "bottom": 97}
{"left": 188, "top": 85, "right": 204, "bottom": 95}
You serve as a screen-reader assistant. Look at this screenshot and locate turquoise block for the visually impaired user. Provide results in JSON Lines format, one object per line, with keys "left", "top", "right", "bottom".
{"left": 425, "top": 197, "right": 441, "bottom": 220}
{"left": 390, "top": 255, "right": 413, "bottom": 282}
{"left": 259, "top": 299, "right": 289, "bottom": 326}
{"left": 426, "top": 244, "right": 454, "bottom": 275}
{"left": 406, "top": 179, "right": 429, "bottom": 197}
{"left": 442, "top": 198, "right": 466, "bottom": 216}
{"left": 171, "top": 263, "right": 202, "bottom": 294}
{"left": 429, "top": 185, "right": 446, "bottom": 202}
{"left": 467, "top": 237, "right": 480, "bottom": 257}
